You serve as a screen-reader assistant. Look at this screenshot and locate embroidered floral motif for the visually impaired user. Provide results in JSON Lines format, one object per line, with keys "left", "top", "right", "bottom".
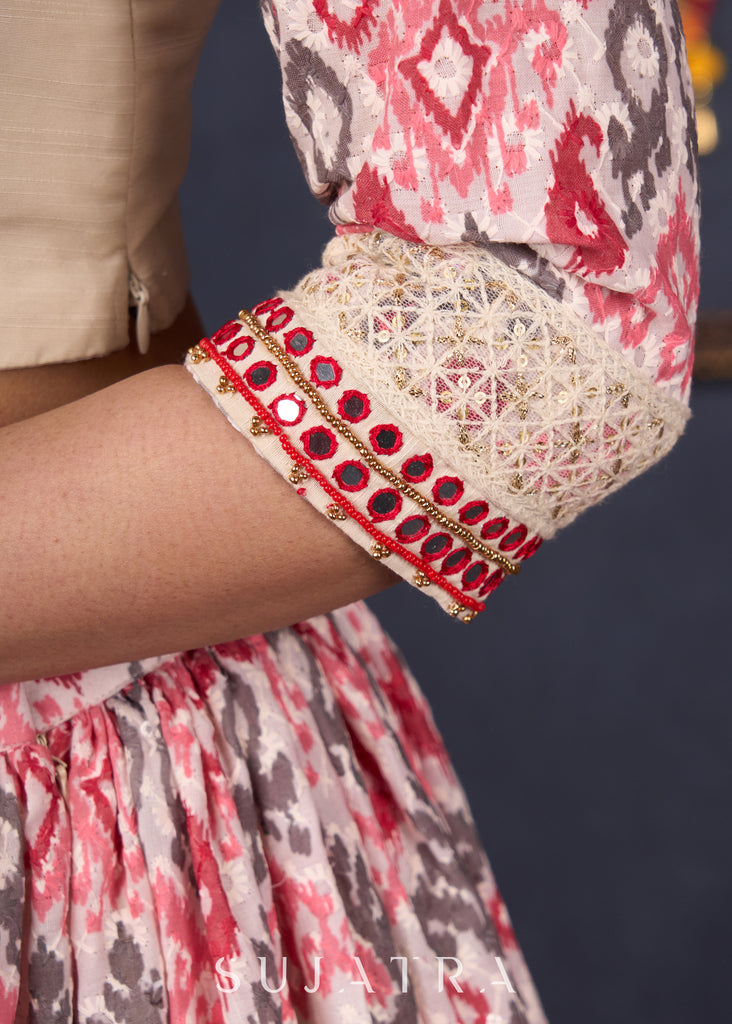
{"left": 290, "top": 231, "right": 689, "bottom": 539}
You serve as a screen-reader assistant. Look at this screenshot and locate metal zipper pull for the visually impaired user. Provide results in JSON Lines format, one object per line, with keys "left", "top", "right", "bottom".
{"left": 128, "top": 269, "right": 151, "bottom": 355}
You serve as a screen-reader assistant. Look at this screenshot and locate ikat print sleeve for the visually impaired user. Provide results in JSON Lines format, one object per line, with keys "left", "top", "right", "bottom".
{"left": 186, "top": 0, "right": 699, "bottom": 622}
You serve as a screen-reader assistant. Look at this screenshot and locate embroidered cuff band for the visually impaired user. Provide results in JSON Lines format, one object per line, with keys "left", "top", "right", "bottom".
{"left": 185, "top": 231, "right": 690, "bottom": 621}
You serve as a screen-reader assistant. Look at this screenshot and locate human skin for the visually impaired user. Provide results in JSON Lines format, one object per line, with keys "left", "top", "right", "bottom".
{"left": 0, "top": 298, "right": 398, "bottom": 686}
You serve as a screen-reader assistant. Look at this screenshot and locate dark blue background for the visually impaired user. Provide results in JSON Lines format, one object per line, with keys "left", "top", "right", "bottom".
{"left": 180, "top": 4, "right": 732, "bottom": 1021}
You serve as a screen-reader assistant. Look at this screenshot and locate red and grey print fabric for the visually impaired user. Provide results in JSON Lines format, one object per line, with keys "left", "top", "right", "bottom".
{"left": 261, "top": 0, "right": 699, "bottom": 400}
{"left": 0, "top": 604, "right": 549, "bottom": 1023}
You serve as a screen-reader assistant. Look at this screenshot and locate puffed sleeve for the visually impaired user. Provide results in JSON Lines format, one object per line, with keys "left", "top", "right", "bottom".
{"left": 186, "top": 0, "right": 699, "bottom": 622}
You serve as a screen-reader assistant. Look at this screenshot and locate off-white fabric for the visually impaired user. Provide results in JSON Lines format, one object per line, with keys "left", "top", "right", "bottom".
{"left": 0, "top": 0, "right": 218, "bottom": 368}
{"left": 283, "top": 230, "right": 690, "bottom": 539}
{"left": 186, "top": 228, "right": 690, "bottom": 618}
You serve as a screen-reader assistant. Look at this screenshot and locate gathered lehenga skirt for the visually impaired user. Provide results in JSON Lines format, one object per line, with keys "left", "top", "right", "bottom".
{"left": 0, "top": 601, "right": 548, "bottom": 1024}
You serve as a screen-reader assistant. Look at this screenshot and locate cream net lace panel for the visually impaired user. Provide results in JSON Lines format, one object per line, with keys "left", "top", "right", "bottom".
{"left": 186, "top": 229, "right": 688, "bottom": 621}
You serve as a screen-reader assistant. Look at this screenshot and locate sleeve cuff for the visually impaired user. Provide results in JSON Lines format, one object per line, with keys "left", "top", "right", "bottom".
{"left": 185, "top": 229, "right": 689, "bottom": 622}
{"left": 185, "top": 300, "right": 541, "bottom": 623}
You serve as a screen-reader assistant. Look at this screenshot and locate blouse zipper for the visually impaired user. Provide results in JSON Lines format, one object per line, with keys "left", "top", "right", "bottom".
{"left": 128, "top": 269, "right": 151, "bottom": 355}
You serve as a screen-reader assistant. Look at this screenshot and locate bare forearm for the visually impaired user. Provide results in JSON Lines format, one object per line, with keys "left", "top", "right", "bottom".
{"left": 0, "top": 364, "right": 398, "bottom": 685}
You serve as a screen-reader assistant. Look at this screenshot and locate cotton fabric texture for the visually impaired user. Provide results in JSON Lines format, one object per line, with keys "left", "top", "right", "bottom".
{"left": 0, "top": 0, "right": 698, "bottom": 1022}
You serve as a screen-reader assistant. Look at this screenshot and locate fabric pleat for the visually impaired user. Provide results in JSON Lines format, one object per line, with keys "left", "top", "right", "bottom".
{"left": 0, "top": 602, "right": 548, "bottom": 1023}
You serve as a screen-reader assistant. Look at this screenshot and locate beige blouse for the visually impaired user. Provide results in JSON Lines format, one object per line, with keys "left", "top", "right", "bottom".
{"left": 0, "top": 0, "right": 218, "bottom": 368}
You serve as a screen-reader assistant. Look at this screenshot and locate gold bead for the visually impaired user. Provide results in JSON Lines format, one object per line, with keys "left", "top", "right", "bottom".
{"left": 216, "top": 375, "right": 236, "bottom": 395}
{"left": 326, "top": 503, "right": 348, "bottom": 521}
{"left": 249, "top": 416, "right": 271, "bottom": 436}
{"left": 289, "top": 464, "right": 310, "bottom": 485}
{"left": 187, "top": 343, "right": 210, "bottom": 363}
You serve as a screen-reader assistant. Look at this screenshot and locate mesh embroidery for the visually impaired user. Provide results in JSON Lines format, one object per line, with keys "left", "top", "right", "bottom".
{"left": 282, "top": 230, "right": 689, "bottom": 539}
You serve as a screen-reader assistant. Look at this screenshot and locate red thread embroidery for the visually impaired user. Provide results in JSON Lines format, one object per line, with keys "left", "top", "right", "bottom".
{"left": 225, "top": 335, "right": 255, "bottom": 362}
{"left": 369, "top": 424, "right": 404, "bottom": 455}
{"left": 338, "top": 390, "right": 371, "bottom": 422}
{"left": 310, "top": 355, "right": 343, "bottom": 389}
{"left": 211, "top": 321, "right": 243, "bottom": 345}
{"left": 200, "top": 339, "right": 485, "bottom": 613}
{"left": 401, "top": 453, "right": 434, "bottom": 483}
{"left": 333, "top": 460, "right": 370, "bottom": 492}
{"left": 432, "top": 476, "right": 464, "bottom": 506}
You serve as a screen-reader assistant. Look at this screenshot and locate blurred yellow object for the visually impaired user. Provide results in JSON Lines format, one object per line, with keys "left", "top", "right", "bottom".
{"left": 687, "top": 39, "right": 727, "bottom": 96}
{"left": 696, "top": 105, "right": 719, "bottom": 156}
{"left": 679, "top": 0, "right": 725, "bottom": 154}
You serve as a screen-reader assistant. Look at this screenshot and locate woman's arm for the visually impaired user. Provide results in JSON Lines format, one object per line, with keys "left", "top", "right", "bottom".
{"left": 0, "top": 363, "right": 398, "bottom": 685}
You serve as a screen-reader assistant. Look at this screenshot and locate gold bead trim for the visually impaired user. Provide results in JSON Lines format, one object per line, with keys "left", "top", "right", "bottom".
{"left": 289, "top": 464, "right": 310, "bottom": 485}
{"left": 188, "top": 343, "right": 211, "bottom": 364}
{"left": 237, "top": 308, "right": 521, "bottom": 576}
{"left": 447, "top": 602, "right": 478, "bottom": 623}
{"left": 249, "top": 415, "right": 271, "bottom": 436}
{"left": 326, "top": 503, "right": 348, "bottom": 521}
{"left": 216, "top": 375, "right": 236, "bottom": 395}
{"left": 371, "top": 542, "right": 391, "bottom": 559}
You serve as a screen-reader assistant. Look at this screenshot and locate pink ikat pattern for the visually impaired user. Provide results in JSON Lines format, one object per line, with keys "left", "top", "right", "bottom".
{"left": 262, "top": 0, "right": 699, "bottom": 399}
